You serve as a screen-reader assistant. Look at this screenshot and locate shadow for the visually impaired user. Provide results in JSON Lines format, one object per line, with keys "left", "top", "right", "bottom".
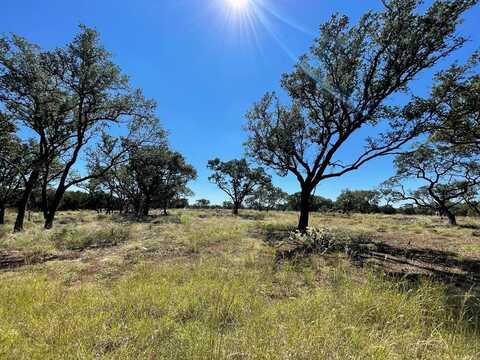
{"left": 109, "top": 213, "right": 181, "bottom": 225}
{"left": 459, "top": 223, "right": 480, "bottom": 230}
{"left": 257, "top": 224, "right": 296, "bottom": 246}
{"left": 346, "top": 241, "right": 480, "bottom": 290}
{"left": 0, "top": 251, "right": 79, "bottom": 270}
{"left": 262, "top": 225, "right": 480, "bottom": 290}
{"left": 267, "top": 228, "right": 480, "bottom": 333}
{"left": 237, "top": 213, "right": 268, "bottom": 221}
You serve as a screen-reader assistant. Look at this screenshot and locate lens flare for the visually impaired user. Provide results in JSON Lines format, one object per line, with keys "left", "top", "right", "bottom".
{"left": 225, "top": 0, "right": 249, "bottom": 11}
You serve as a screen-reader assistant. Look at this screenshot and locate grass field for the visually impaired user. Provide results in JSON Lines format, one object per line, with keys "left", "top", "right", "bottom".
{"left": 1, "top": 209, "right": 479, "bottom": 359}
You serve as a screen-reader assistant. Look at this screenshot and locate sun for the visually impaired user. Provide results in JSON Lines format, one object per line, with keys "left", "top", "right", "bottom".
{"left": 225, "top": 0, "right": 250, "bottom": 12}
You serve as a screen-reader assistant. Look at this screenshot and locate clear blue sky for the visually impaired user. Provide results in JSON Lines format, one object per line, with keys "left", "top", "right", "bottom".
{"left": 1, "top": 0, "right": 479, "bottom": 204}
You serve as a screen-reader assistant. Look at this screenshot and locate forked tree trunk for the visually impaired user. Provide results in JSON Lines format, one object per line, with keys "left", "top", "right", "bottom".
{"left": 298, "top": 188, "right": 311, "bottom": 232}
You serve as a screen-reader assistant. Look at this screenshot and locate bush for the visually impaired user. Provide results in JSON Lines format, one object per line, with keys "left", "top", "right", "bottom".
{"left": 52, "top": 225, "right": 131, "bottom": 251}
{"left": 286, "top": 227, "right": 348, "bottom": 253}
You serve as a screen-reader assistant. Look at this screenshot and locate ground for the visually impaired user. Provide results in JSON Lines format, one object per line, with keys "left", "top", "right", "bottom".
{"left": 0, "top": 209, "right": 479, "bottom": 359}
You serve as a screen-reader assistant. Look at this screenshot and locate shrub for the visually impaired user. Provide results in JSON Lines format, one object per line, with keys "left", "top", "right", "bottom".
{"left": 285, "top": 227, "right": 348, "bottom": 253}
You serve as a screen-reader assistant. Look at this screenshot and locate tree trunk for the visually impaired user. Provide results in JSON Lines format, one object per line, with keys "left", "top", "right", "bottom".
{"left": 41, "top": 175, "right": 49, "bottom": 220}
{"left": 14, "top": 169, "right": 40, "bottom": 232}
{"left": 44, "top": 184, "right": 66, "bottom": 229}
{"left": 445, "top": 210, "right": 457, "bottom": 226}
{"left": 44, "top": 211, "right": 55, "bottom": 230}
{"left": 298, "top": 187, "right": 311, "bottom": 232}
{"left": 0, "top": 203, "right": 5, "bottom": 225}
{"left": 142, "top": 197, "right": 151, "bottom": 217}
{"left": 233, "top": 203, "right": 239, "bottom": 215}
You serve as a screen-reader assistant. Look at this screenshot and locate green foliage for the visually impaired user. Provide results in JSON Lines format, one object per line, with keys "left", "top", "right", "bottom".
{"left": 336, "top": 189, "right": 380, "bottom": 214}
{"left": 286, "top": 227, "right": 344, "bottom": 253}
{"left": 193, "top": 199, "right": 211, "bottom": 209}
{"left": 287, "top": 192, "right": 335, "bottom": 212}
{"left": 129, "top": 145, "right": 197, "bottom": 216}
{"left": 428, "top": 52, "right": 480, "bottom": 150}
{"left": 385, "top": 142, "right": 480, "bottom": 224}
{"left": 245, "top": 0, "right": 476, "bottom": 229}
{"left": 208, "top": 158, "right": 271, "bottom": 214}
{"left": 246, "top": 182, "right": 288, "bottom": 211}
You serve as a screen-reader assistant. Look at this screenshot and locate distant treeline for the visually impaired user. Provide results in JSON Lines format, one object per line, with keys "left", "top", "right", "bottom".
{"left": 14, "top": 188, "right": 475, "bottom": 217}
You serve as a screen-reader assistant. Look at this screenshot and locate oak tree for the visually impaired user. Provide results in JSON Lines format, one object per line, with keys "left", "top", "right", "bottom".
{"left": 245, "top": 0, "right": 477, "bottom": 230}
{"left": 208, "top": 158, "right": 270, "bottom": 215}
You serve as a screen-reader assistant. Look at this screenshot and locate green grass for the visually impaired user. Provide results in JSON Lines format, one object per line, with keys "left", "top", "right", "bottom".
{"left": 0, "top": 209, "right": 479, "bottom": 359}
{"left": 1, "top": 259, "right": 478, "bottom": 359}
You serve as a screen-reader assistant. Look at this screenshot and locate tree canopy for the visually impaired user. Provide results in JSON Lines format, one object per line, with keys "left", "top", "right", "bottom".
{"left": 0, "top": 26, "right": 163, "bottom": 230}
{"left": 245, "top": 0, "right": 477, "bottom": 230}
{"left": 384, "top": 142, "right": 480, "bottom": 225}
{"left": 208, "top": 158, "right": 271, "bottom": 215}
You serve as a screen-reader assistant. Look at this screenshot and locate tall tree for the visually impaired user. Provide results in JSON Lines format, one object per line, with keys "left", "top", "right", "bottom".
{"left": 208, "top": 158, "right": 270, "bottom": 215}
{"left": 41, "top": 27, "right": 161, "bottom": 229}
{"left": 384, "top": 143, "right": 480, "bottom": 225}
{"left": 246, "top": 183, "right": 288, "bottom": 211}
{"left": 130, "top": 145, "right": 197, "bottom": 217}
{"left": 194, "top": 199, "right": 211, "bottom": 209}
{"left": 245, "top": 0, "right": 477, "bottom": 231}
{"left": 0, "top": 27, "right": 163, "bottom": 230}
{"left": 0, "top": 34, "right": 74, "bottom": 231}
{"left": 0, "top": 130, "right": 24, "bottom": 224}
{"left": 336, "top": 189, "right": 380, "bottom": 214}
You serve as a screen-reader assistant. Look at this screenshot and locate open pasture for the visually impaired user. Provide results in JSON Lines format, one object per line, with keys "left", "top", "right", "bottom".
{"left": 1, "top": 210, "right": 479, "bottom": 359}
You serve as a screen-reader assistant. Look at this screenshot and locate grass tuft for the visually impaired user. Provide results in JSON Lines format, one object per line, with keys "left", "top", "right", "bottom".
{"left": 52, "top": 224, "right": 131, "bottom": 251}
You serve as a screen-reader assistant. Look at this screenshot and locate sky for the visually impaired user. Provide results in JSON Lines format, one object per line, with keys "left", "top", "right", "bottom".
{"left": 1, "top": 0, "right": 479, "bottom": 204}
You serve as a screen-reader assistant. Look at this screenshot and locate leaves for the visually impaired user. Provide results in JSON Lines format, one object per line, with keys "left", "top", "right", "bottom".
{"left": 245, "top": 0, "right": 476, "bottom": 190}
{"left": 207, "top": 158, "right": 271, "bottom": 210}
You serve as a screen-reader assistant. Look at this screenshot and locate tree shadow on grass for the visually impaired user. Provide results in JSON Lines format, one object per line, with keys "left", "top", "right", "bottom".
{"left": 237, "top": 212, "right": 268, "bottom": 221}
{"left": 261, "top": 224, "right": 480, "bottom": 291}
{"left": 108, "top": 213, "right": 182, "bottom": 225}
{"left": 459, "top": 223, "right": 480, "bottom": 230}
{"left": 346, "top": 241, "right": 480, "bottom": 290}
{"left": 260, "top": 224, "right": 480, "bottom": 334}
